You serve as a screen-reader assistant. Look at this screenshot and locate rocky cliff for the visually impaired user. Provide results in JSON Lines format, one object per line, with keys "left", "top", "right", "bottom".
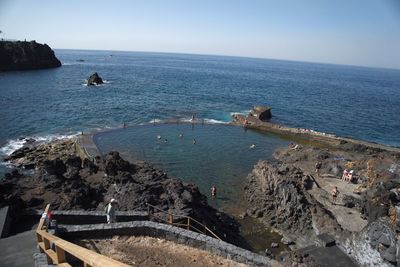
{"left": 244, "top": 141, "right": 400, "bottom": 266}
{"left": 244, "top": 160, "right": 345, "bottom": 247}
{"left": 0, "top": 40, "right": 61, "bottom": 71}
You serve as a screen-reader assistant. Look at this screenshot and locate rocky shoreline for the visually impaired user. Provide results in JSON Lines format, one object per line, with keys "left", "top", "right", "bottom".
{"left": 0, "top": 139, "right": 248, "bottom": 248}
{"left": 2, "top": 114, "right": 400, "bottom": 266}
{"left": 235, "top": 110, "right": 400, "bottom": 266}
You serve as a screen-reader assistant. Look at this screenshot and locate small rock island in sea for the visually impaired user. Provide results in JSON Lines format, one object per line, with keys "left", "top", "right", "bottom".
{"left": 0, "top": 40, "right": 61, "bottom": 71}
{"left": 86, "top": 72, "right": 104, "bottom": 86}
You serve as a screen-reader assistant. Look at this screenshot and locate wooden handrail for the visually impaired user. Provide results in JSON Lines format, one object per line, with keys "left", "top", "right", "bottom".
{"left": 36, "top": 203, "right": 221, "bottom": 267}
{"left": 146, "top": 203, "right": 221, "bottom": 240}
{"left": 36, "top": 204, "right": 130, "bottom": 267}
{"left": 37, "top": 204, "right": 50, "bottom": 231}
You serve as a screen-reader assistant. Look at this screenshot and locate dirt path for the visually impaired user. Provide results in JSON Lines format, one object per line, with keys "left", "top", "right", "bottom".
{"left": 309, "top": 176, "right": 368, "bottom": 232}
{"left": 77, "top": 236, "right": 249, "bottom": 267}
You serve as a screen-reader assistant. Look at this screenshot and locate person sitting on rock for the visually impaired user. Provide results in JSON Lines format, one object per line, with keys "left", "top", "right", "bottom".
{"left": 105, "top": 198, "right": 118, "bottom": 223}
{"left": 289, "top": 143, "right": 300, "bottom": 150}
{"left": 347, "top": 170, "right": 354, "bottom": 183}
{"left": 332, "top": 187, "right": 339, "bottom": 205}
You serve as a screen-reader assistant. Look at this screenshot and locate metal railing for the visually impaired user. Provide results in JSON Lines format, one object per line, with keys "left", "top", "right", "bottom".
{"left": 36, "top": 204, "right": 129, "bottom": 267}
{"left": 74, "top": 137, "right": 96, "bottom": 162}
{"left": 146, "top": 203, "right": 221, "bottom": 240}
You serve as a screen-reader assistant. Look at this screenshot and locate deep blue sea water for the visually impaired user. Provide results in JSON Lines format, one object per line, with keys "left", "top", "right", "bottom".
{"left": 1, "top": 49, "right": 400, "bottom": 158}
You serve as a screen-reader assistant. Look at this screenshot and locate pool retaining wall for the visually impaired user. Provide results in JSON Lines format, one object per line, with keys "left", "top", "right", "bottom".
{"left": 60, "top": 221, "right": 277, "bottom": 266}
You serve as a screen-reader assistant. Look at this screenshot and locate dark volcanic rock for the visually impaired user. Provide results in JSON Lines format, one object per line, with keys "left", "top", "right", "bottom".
{"left": 0, "top": 40, "right": 61, "bottom": 71}
{"left": 102, "top": 151, "right": 134, "bottom": 176}
{"left": 244, "top": 160, "right": 345, "bottom": 245}
{"left": 4, "top": 147, "right": 31, "bottom": 161}
{"left": 249, "top": 105, "right": 272, "bottom": 121}
{"left": 0, "top": 141, "right": 246, "bottom": 247}
{"left": 86, "top": 72, "right": 104, "bottom": 86}
{"left": 344, "top": 219, "right": 398, "bottom": 266}
{"left": 41, "top": 158, "right": 66, "bottom": 176}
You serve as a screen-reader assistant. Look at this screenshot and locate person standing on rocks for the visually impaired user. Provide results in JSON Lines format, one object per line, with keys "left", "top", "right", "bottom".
{"left": 211, "top": 185, "right": 217, "bottom": 197}
{"left": 105, "top": 198, "right": 118, "bottom": 223}
{"left": 331, "top": 186, "right": 339, "bottom": 205}
{"left": 315, "top": 161, "right": 322, "bottom": 177}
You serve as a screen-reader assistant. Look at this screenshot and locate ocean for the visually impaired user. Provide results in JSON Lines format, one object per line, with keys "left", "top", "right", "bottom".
{"left": 1, "top": 49, "right": 400, "bottom": 168}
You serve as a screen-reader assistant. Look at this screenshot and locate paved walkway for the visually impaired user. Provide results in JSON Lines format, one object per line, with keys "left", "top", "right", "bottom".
{"left": 78, "top": 133, "right": 102, "bottom": 158}
{"left": 0, "top": 230, "right": 37, "bottom": 267}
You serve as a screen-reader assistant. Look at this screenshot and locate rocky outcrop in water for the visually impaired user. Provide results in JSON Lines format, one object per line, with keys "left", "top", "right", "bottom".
{"left": 86, "top": 72, "right": 103, "bottom": 85}
{"left": 0, "top": 40, "right": 61, "bottom": 71}
{"left": 249, "top": 106, "right": 272, "bottom": 121}
{"left": 0, "top": 140, "right": 246, "bottom": 247}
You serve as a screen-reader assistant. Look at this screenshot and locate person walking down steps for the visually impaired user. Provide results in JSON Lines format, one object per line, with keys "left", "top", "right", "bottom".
{"left": 105, "top": 198, "right": 118, "bottom": 223}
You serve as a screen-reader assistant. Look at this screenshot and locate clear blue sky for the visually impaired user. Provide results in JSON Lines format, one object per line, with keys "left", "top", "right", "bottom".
{"left": 1, "top": 0, "right": 400, "bottom": 69}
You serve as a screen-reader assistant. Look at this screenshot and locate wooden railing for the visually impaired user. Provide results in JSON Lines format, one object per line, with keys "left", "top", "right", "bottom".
{"left": 36, "top": 204, "right": 129, "bottom": 267}
{"left": 146, "top": 203, "right": 221, "bottom": 240}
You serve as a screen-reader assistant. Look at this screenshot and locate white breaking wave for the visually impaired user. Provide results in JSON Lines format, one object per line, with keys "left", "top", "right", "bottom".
{"left": 179, "top": 117, "right": 226, "bottom": 124}
{"left": 146, "top": 117, "right": 228, "bottom": 125}
{"left": 180, "top": 117, "right": 196, "bottom": 123}
{"left": 83, "top": 82, "right": 109, "bottom": 87}
{"left": 203, "top": 118, "right": 228, "bottom": 124}
{"left": 0, "top": 139, "right": 26, "bottom": 157}
{"left": 230, "top": 110, "right": 250, "bottom": 116}
{"left": 0, "top": 133, "right": 80, "bottom": 156}
{"left": 148, "top": 119, "right": 163, "bottom": 124}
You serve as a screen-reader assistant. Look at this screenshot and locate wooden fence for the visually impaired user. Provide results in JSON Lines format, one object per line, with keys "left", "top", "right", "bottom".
{"left": 36, "top": 204, "right": 129, "bottom": 267}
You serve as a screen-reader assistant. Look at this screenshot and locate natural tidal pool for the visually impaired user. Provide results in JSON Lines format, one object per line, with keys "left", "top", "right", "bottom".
{"left": 94, "top": 123, "right": 290, "bottom": 252}
{"left": 94, "top": 123, "right": 288, "bottom": 209}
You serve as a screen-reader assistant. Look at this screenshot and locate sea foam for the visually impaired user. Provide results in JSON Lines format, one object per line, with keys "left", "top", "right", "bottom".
{"left": 230, "top": 110, "right": 250, "bottom": 116}
{"left": 0, "top": 133, "right": 80, "bottom": 156}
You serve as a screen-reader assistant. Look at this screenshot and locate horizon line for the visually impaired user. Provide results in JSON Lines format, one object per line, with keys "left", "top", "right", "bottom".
{"left": 54, "top": 47, "right": 400, "bottom": 72}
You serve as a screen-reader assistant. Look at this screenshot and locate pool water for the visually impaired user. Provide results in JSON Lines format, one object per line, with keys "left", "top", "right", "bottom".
{"left": 94, "top": 123, "right": 288, "bottom": 210}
